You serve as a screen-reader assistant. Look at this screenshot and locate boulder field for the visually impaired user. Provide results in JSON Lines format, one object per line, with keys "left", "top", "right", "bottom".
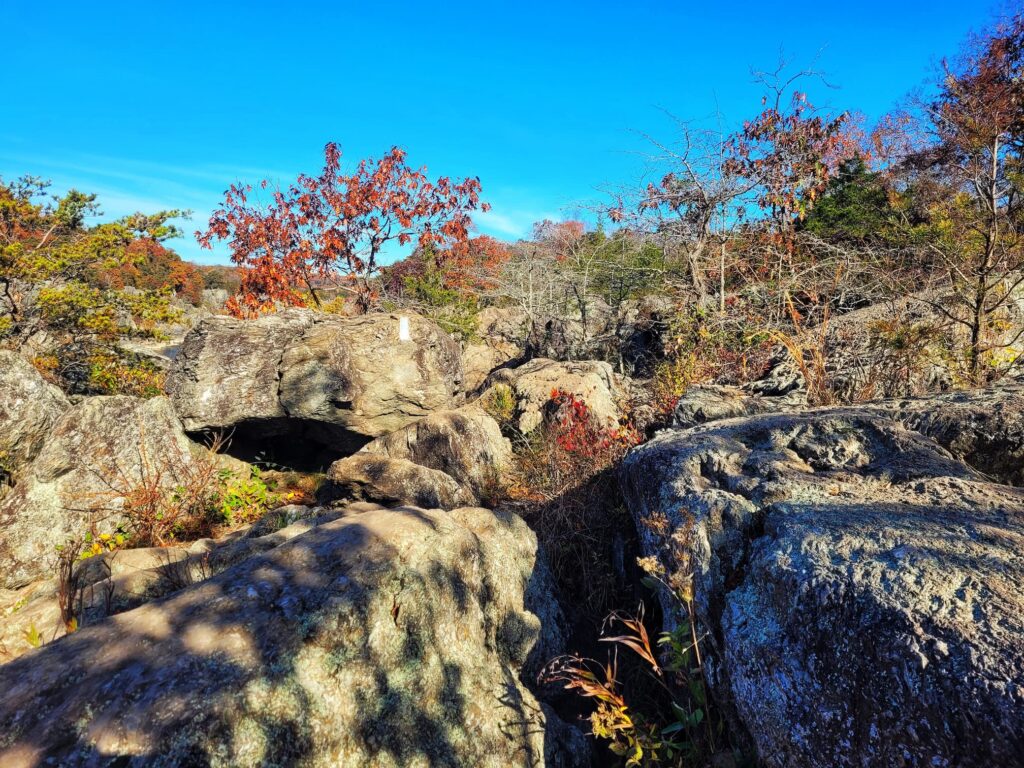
{"left": 3, "top": 301, "right": 1024, "bottom": 768}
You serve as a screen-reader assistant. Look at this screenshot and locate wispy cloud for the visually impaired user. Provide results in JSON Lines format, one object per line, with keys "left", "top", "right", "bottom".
{"left": 475, "top": 205, "right": 560, "bottom": 240}
{"left": 0, "top": 150, "right": 570, "bottom": 263}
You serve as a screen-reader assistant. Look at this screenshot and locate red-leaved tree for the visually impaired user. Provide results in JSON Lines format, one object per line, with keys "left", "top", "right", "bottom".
{"left": 198, "top": 143, "right": 489, "bottom": 316}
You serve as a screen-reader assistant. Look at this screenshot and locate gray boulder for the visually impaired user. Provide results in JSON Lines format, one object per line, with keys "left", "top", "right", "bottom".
{"left": 0, "top": 396, "right": 204, "bottom": 589}
{"left": 484, "top": 358, "right": 623, "bottom": 434}
{"left": 360, "top": 403, "right": 511, "bottom": 499}
{"left": 865, "top": 379, "right": 1024, "bottom": 486}
{"left": 0, "top": 505, "right": 587, "bottom": 767}
{"left": 166, "top": 309, "right": 315, "bottom": 432}
{"left": 320, "top": 454, "right": 476, "bottom": 510}
{"left": 620, "top": 407, "right": 1024, "bottom": 768}
{"left": 167, "top": 311, "right": 463, "bottom": 451}
{"left": 0, "top": 350, "right": 70, "bottom": 473}
{"left": 671, "top": 384, "right": 777, "bottom": 430}
{"left": 279, "top": 312, "right": 463, "bottom": 442}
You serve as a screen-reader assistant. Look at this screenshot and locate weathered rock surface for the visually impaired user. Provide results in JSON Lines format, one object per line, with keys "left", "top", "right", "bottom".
{"left": 866, "top": 379, "right": 1024, "bottom": 486}
{"left": 0, "top": 504, "right": 369, "bottom": 664}
{"left": 671, "top": 384, "right": 778, "bottom": 430}
{"left": 279, "top": 312, "right": 463, "bottom": 442}
{"left": 0, "top": 505, "right": 586, "bottom": 767}
{"left": 321, "top": 454, "right": 476, "bottom": 510}
{"left": 167, "top": 310, "right": 463, "bottom": 451}
{"left": 360, "top": 403, "right": 511, "bottom": 498}
{"left": 166, "top": 309, "right": 315, "bottom": 432}
{"left": 484, "top": 358, "right": 623, "bottom": 434}
{"left": 620, "top": 407, "right": 1024, "bottom": 768}
{"left": 0, "top": 350, "right": 70, "bottom": 472}
{"left": 0, "top": 396, "right": 203, "bottom": 589}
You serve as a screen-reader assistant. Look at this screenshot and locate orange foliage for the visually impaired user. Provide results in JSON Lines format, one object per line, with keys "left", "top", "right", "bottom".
{"left": 96, "top": 239, "right": 205, "bottom": 304}
{"left": 198, "top": 143, "right": 490, "bottom": 316}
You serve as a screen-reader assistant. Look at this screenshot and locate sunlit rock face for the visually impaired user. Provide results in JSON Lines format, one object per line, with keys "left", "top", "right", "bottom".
{"left": 166, "top": 310, "right": 464, "bottom": 453}
{"left": 0, "top": 395, "right": 203, "bottom": 590}
{"left": 359, "top": 402, "right": 512, "bottom": 499}
{"left": 481, "top": 358, "right": 624, "bottom": 435}
{"left": 620, "top": 398, "right": 1024, "bottom": 768}
{"left": 0, "top": 349, "right": 70, "bottom": 472}
{"left": 0, "top": 505, "right": 588, "bottom": 768}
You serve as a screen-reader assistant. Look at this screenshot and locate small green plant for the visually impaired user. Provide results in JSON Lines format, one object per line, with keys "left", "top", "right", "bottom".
{"left": 79, "top": 529, "right": 128, "bottom": 560}
{"left": 481, "top": 384, "right": 516, "bottom": 427}
{"left": 543, "top": 537, "right": 746, "bottom": 768}
{"left": 22, "top": 622, "right": 41, "bottom": 649}
{"left": 86, "top": 350, "right": 167, "bottom": 397}
{"left": 217, "top": 466, "right": 275, "bottom": 526}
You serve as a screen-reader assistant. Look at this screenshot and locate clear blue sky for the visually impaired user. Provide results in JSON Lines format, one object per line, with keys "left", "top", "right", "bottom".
{"left": 0, "top": 0, "right": 1006, "bottom": 265}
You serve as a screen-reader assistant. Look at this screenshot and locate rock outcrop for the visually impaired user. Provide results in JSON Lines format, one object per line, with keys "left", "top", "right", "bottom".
{"left": 167, "top": 310, "right": 463, "bottom": 451}
{"left": 620, "top": 405, "right": 1024, "bottom": 768}
{"left": 359, "top": 403, "right": 511, "bottom": 499}
{"left": 320, "top": 454, "right": 476, "bottom": 510}
{"left": 0, "top": 505, "right": 586, "bottom": 767}
{"left": 671, "top": 384, "right": 777, "bottom": 430}
{"left": 866, "top": 379, "right": 1024, "bottom": 486}
{"left": 166, "top": 309, "right": 315, "bottom": 432}
{"left": 0, "top": 350, "right": 70, "bottom": 473}
{"left": 0, "top": 504, "right": 370, "bottom": 664}
{"left": 0, "top": 396, "right": 207, "bottom": 589}
{"left": 484, "top": 358, "right": 623, "bottom": 434}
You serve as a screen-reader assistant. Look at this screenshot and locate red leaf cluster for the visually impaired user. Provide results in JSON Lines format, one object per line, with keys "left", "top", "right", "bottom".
{"left": 197, "top": 143, "right": 490, "bottom": 316}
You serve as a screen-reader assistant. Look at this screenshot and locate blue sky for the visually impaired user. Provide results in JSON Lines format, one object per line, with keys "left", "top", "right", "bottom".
{"left": 0, "top": 0, "right": 1006, "bottom": 265}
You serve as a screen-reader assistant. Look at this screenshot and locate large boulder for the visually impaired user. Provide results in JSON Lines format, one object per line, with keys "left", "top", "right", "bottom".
{"left": 279, "top": 312, "right": 463, "bottom": 442}
{"left": 320, "top": 454, "right": 476, "bottom": 510}
{"left": 671, "top": 384, "right": 777, "bottom": 430}
{"left": 0, "top": 505, "right": 587, "bottom": 767}
{"left": 0, "top": 396, "right": 203, "bottom": 589}
{"left": 0, "top": 350, "right": 70, "bottom": 473}
{"left": 484, "top": 358, "right": 623, "bottom": 434}
{"left": 166, "top": 309, "right": 315, "bottom": 432}
{"left": 167, "top": 311, "right": 463, "bottom": 451}
{"left": 0, "top": 504, "right": 373, "bottom": 664}
{"left": 360, "top": 403, "right": 511, "bottom": 499}
{"left": 865, "top": 379, "right": 1024, "bottom": 486}
{"left": 620, "top": 406, "right": 1024, "bottom": 768}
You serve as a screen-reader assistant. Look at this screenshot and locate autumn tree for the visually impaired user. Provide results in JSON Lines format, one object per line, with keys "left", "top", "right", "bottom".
{"left": 381, "top": 235, "right": 512, "bottom": 338}
{"left": 608, "top": 116, "right": 752, "bottom": 309}
{"left": 0, "top": 175, "right": 187, "bottom": 393}
{"left": 198, "top": 143, "right": 489, "bottom": 316}
{"left": 907, "top": 15, "right": 1024, "bottom": 377}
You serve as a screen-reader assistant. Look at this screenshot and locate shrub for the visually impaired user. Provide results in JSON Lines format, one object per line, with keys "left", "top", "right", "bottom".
{"left": 216, "top": 467, "right": 274, "bottom": 526}
{"left": 86, "top": 350, "right": 166, "bottom": 397}
{"left": 543, "top": 591, "right": 738, "bottom": 766}
{"left": 104, "top": 438, "right": 279, "bottom": 547}
{"left": 505, "top": 390, "right": 641, "bottom": 615}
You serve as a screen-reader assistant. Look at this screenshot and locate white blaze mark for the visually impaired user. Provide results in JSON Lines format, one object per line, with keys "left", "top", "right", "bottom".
{"left": 398, "top": 316, "right": 411, "bottom": 341}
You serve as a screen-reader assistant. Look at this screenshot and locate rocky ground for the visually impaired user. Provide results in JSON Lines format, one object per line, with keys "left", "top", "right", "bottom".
{"left": 0, "top": 305, "right": 1022, "bottom": 767}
